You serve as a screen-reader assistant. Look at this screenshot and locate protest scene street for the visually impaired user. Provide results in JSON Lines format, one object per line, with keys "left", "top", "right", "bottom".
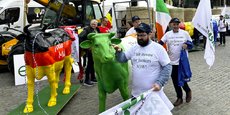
{"left": 0, "top": 37, "right": 230, "bottom": 115}
{"left": 1, "top": 0, "right": 230, "bottom": 115}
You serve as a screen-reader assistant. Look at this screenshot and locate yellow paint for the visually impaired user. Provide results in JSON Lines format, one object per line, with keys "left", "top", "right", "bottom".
{"left": 1, "top": 38, "right": 18, "bottom": 56}
{"left": 0, "top": 60, "right": 7, "bottom": 65}
{"left": 35, "top": 0, "right": 76, "bottom": 18}
{"left": 23, "top": 55, "right": 73, "bottom": 113}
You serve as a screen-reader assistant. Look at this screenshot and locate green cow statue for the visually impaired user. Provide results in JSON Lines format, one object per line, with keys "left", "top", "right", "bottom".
{"left": 80, "top": 33, "right": 129, "bottom": 113}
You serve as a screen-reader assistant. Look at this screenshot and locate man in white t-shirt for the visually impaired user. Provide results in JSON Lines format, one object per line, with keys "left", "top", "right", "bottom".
{"left": 114, "top": 23, "right": 172, "bottom": 97}
{"left": 125, "top": 16, "right": 141, "bottom": 36}
{"left": 159, "top": 18, "right": 193, "bottom": 106}
{"left": 218, "top": 15, "right": 227, "bottom": 46}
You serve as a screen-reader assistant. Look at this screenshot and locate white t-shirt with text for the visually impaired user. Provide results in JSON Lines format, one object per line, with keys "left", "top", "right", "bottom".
{"left": 161, "top": 29, "right": 192, "bottom": 65}
{"left": 125, "top": 41, "right": 170, "bottom": 97}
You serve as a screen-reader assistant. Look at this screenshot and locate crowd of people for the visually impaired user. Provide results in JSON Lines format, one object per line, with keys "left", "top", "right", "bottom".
{"left": 77, "top": 13, "right": 228, "bottom": 108}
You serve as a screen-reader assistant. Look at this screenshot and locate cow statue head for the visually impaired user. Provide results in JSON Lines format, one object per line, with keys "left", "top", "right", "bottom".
{"left": 80, "top": 33, "right": 121, "bottom": 63}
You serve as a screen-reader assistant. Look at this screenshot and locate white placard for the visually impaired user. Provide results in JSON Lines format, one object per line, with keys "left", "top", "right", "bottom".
{"left": 14, "top": 54, "right": 47, "bottom": 86}
{"left": 72, "top": 61, "right": 80, "bottom": 73}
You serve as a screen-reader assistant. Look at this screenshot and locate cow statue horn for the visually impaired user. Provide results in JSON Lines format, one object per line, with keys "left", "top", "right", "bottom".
{"left": 87, "top": 33, "right": 96, "bottom": 40}
{"left": 108, "top": 33, "right": 115, "bottom": 39}
{"left": 23, "top": 24, "right": 32, "bottom": 35}
{"left": 41, "top": 24, "right": 48, "bottom": 32}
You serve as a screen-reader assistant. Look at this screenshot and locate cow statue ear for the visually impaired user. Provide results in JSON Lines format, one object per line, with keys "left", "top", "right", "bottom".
{"left": 87, "top": 33, "right": 96, "bottom": 39}
{"left": 111, "top": 38, "right": 121, "bottom": 45}
{"left": 80, "top": 40, "right": 93, "bottom": 49}
{"left": 109, "top": 32, "right": 116, "bottom": 39}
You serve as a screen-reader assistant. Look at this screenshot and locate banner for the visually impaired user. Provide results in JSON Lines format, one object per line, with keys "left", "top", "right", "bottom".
{"left": 71, "top": 30, "right": 80, "bottom": 73}
{"left": 14, "top": 54, "right": 47, "bottom": 86}
{"left": 100, "top": 89, "right": 173, "bottom": 115}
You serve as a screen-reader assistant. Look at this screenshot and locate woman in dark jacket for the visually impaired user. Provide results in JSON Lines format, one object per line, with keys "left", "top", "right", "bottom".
{"left": 78, "top": 19, "right": 100, "bottom": 86}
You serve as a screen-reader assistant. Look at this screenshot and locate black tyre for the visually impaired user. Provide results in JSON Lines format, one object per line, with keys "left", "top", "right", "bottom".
{"left": 7, "top": 43, "right": 24, "bottom": 74}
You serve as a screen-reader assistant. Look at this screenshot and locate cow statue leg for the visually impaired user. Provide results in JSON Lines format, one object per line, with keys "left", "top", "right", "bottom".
{"left": 63, "top": 56, "right": 73, "bottom": 94}
{"left": 97, "top": 80, "right": 107, "bottom": 113}
{"left": 23, "top": 66, "right": 35, "bottom": 113}
{"left": 118, "top": 84, "right": 129, "bottom": 101}
{"left": 119, "top": 70, "right": 129, "bottom": 100}
{"left": 46, "top": 65, "right": 58, "bottom": 107}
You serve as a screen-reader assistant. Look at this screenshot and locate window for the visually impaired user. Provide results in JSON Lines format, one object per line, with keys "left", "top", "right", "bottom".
{"left": 85, "top": 2, "right": 94, "bottom": 25}
{"left": 93, "top": 3, "right": 102, "bottom": 20}
{"left": 41, "top": 8, "right": 57, "bottom": 28}
{"left": 0, "top": 7, "right": 20, "bottom": 25}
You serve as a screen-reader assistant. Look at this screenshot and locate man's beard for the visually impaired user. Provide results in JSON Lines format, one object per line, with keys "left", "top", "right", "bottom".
{"left": 137, "top": 39, "right": 149, "bottom": 47}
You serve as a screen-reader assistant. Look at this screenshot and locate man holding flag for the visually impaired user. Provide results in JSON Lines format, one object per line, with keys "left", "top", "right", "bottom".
{"left": 192, "top": 0, "right": 215, "bottom": 68}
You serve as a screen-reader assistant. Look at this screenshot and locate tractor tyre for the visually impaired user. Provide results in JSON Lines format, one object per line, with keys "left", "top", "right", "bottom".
{"left": 7, "top": 42, "right": 24, "bottom": 74}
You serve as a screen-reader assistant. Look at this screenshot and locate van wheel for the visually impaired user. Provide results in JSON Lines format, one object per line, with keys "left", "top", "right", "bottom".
{"left": 7, "top": 43, "right": 24, "bottom": 74}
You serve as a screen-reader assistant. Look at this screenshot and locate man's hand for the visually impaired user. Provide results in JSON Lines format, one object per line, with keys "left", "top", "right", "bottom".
{"left": 182, "top": 43, "right": 188, "bottom": 49}
{"left": 112, "top": 44, "right": 122, "bottom": 52}
{"left": 152, "top": 83, "right": 161, "bottom": 91}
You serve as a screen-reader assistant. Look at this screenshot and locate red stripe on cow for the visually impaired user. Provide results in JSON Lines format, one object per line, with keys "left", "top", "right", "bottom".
{"left": 25, "top": 40, "right": 72, "bottom": 68}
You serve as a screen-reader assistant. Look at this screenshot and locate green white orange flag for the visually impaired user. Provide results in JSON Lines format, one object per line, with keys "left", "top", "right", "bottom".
{"left": 155, "top": 0, "right": 171, "bottom": 42}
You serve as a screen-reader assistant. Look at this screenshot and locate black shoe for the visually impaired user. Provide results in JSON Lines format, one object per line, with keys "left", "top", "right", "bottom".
{"left": 91, "top": 79, "right": 97, "bottom": 84}
{"left": 173, "top": 98, "right": 183, "bottom": 106}
{"left": 83, "top": 81, "right": 93, "bottom": 86}
{"left": 186, "top": 91, "right": 192, "bottom": 103}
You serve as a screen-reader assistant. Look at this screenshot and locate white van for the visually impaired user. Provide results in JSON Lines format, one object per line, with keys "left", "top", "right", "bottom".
{"left": 0, "top": 0, "right": 45, "bottom": 34}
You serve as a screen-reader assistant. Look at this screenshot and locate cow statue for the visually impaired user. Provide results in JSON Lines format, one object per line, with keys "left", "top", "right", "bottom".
{"left": 17, "top": 25, "right": 74, "bottom": 113}
{"left": 80, "top": 33, "right": 129, "bottom": 113}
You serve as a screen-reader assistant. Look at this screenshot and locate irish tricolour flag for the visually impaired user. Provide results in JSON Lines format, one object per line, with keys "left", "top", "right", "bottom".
{"left": 155, "top": 0, "right": 171, "bottom": 42}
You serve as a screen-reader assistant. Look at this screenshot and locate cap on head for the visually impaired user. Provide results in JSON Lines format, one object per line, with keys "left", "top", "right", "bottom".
{"left": 135, "top": 23, "right": 151, "bottom": 34}
{"left": 170, "top": 18, "right": 181, "bottom": 23}
{"left": 132, "top": 16, "right": 140, "bottom": 22}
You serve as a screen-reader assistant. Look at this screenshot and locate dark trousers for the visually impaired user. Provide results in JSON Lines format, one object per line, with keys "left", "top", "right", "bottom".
{"left": 219, "top": 32, "right": 226, "bottom": 44}
{"left": 85, "top": 51, "right": 96, "bottom": 82}
{"left": 171, "top": 65, "right": 191, "bottom": 99}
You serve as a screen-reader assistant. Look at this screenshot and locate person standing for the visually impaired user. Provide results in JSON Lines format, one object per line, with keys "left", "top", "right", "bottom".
{"left": 98, "top": 17, "right": 110, "bottom": 33}
{"left": 218, "top": 15, "right": 227, "bottom": 46}
{"left": 114, "top": 23, "right": 172, "bottom": 97}
{"left": 125, "top": 16, "right": 141, "bottom": 36}
{"left": 159, "top": 18, "right": 193, "bottom": 106}
{"left": 79, "top": 19, "right": 100, "bottom": 86}
{"left": 212, "top": 19, "right": 218, "bottom": 45}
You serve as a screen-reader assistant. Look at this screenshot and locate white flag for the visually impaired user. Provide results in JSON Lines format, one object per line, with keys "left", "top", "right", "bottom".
{"left": 192, "top": 0, "right": 215, "bottom": 68}
{"left": 221, "top": 4, "right": 226, "bottom": 16}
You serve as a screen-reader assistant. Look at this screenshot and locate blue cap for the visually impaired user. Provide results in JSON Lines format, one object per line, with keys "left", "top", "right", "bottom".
{"left": 135, "top": 23, "right": 151, "bottom": 34}
{"left": 132, "top": 16, "right": 140, "bottom": 22}
{"left": 170, "top": 18, "right": 181, "bottom": 23}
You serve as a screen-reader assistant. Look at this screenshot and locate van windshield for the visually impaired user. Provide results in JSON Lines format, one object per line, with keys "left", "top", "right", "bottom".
{"left": 41, "top": 0, "right": 103, "bottom": 29}
{"left": 41, "top": 8, "right": 57, "bottom": 28}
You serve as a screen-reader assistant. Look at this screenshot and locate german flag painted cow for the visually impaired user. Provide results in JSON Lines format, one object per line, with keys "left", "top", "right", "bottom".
{"left": 17, "top": 25, "right": 74, "bottom": 113}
